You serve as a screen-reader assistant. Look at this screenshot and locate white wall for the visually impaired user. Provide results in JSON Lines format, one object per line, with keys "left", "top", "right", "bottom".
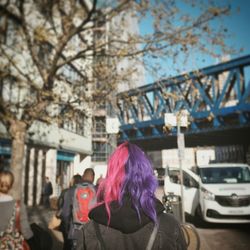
{"left": 73, "top": 155, "right": 107, "bottom": 184}
{"left": 196, "top": 147, "right": 215, "bottom": 166}
{"left": 162, "top": 147, "right": 216, "bottom": 169}
{"left": 162, "top": 148, "right": 196, "bottom": 169}
{"left": 27, "top": 148, "right": 35, "bottom": 206}
{"left": 28, "top": 121, "right": 92, "bottom": 155}
{"left": 92, "top": 163, "right": 107, "bottom": 184}
{"left": 73, "top": 155, "right": 92, "bottom": 176}
{"left": 36, "top": 150, "right": 43, "bottom": 205}
{"left": 45, "top": 149, "right": 57, "bottom": 197}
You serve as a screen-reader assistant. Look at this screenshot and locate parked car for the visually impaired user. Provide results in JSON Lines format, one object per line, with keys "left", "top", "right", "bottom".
{"left": 164, "top": 163, "right": 250, "bottom": 223}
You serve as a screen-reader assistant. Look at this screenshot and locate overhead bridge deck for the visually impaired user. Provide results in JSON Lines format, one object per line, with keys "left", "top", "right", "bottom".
{"left": 115, "top": 55, "right": 250, "bottom": 151}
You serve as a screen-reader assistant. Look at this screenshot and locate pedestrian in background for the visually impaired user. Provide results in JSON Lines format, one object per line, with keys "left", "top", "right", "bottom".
{"left": 42, "top": 176, "right": 53, "bottom": 208}
{"left": 59, "top": 169, "right": 96, "bottom": 250}
{"left": 78, "top": 142, "right": 187, "bottom": 250}
{"left": 57, "top": 174, "right": 82, "bottom": 250}
{"left": 81, "top": 168, "right": 95, "bottom": 185}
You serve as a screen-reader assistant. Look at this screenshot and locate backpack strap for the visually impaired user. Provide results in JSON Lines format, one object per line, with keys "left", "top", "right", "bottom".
{"left": 15, "top": 200, "right": 21, "bottom": 232}
{"left": 93, "top": 221, "right": 107, "bottom": 250}
{"left": 146, "top": 222, "right": 159, "bottom": 250}
{"left": 93, "top": 220, "right": 158, "bottom": 250}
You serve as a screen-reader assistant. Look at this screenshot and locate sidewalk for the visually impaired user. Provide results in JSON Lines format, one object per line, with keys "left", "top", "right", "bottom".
{"left": 156, "top": 186, "right": 211, "bottom": 250}
{"left": 27, "top": 206, "right": 63, "bottom": 250}
{"left": 28, "top": 205, "right": 209, "bottom": 250}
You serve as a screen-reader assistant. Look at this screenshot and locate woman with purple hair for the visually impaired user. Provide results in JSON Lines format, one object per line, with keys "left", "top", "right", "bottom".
{"left": 80, "top": 142, "right": 186, "bottom": 250}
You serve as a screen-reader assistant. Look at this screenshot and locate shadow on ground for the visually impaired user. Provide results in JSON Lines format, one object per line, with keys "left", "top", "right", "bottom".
{"left": 186, "top": 214, "right": 250, "bottom": 230}
{"left": 28, "top": 206, "right": 63, "bottom": 250}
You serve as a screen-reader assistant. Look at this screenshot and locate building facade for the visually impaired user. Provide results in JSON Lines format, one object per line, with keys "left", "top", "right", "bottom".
{"left": 0, "top": 0, "right": 93, "bottom": 205}
{"left": 90, "top": 7, "right": 146, "bottom": 179}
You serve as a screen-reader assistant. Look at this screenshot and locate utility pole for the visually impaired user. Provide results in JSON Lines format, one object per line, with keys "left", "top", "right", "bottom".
{"left": 177, "top": 113, "right": 186, "bottom": 223}
{"left": 164, "top": 111, "right": 188, "bottom": 223}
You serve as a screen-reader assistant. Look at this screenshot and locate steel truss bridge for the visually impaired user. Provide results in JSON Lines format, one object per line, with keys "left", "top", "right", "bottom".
{"left": 115, "top": 55, "right": 250, "bottom": 151}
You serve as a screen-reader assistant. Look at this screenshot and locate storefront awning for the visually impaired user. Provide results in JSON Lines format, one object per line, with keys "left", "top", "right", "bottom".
{"left": 57, "top": 151, "right": 75, "bottom": 162}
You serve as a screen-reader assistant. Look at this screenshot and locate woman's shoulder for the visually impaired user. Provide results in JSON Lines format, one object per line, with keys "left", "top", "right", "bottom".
{"left": 0, "top": 198, "right": 15, "bottom": 211}
{"left": 158, "top": 213, "right": 187, "bottom": 250}
{"left": 0, "top": 194, "right": 14, "bottom": 202}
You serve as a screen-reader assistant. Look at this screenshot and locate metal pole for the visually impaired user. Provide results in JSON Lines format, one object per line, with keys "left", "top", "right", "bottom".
{"left": 177, "top": 116, "right": 186, "bottom": 223}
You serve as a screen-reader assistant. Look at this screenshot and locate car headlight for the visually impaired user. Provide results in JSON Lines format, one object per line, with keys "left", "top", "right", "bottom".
{"left": 201, "top": 187, "right": 215, "bottom": 200}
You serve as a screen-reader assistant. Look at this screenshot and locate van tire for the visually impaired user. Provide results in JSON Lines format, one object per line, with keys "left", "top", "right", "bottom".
{"left": 195, "top": 204, "right": 202, "bottom": 218}
{"left": 194, "top": 204, "right": 204, "bottom": 226}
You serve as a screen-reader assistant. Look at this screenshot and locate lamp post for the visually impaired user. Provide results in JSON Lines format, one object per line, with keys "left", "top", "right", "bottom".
{"left": 177, "top": 113, "right": 186, "bottom": 223}
{"left": 164, "top": 111, "right": 188, "bottom": 223}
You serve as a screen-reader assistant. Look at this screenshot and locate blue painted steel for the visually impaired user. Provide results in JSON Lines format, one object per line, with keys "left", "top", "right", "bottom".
{"left": 0, "top": 139, "right": 11, "bottom": 155}
{"left": 57, "top": 151, "right": 75, "bottom": 162}
{"left": 116, "top": 55, "right": 250, "bottom": 142}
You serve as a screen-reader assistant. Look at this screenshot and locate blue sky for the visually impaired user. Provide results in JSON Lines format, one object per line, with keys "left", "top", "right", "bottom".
{"left": 139, "top": 0, "right": 250, "bottom": 84}
{"left": 222, "top": 0, "right": 250, "bottom": 57}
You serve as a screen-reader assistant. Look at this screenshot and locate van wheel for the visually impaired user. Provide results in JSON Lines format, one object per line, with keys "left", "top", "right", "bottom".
{"left": 194, "top": 205, "right": 204, "bottom": 227}
{"left": 195, "top": 205, "right": 202, "bottom": 218}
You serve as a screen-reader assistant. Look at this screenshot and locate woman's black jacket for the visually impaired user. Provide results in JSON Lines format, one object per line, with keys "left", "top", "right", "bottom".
{"left": 74, "top": 198, "right": 187, "bottom": 250}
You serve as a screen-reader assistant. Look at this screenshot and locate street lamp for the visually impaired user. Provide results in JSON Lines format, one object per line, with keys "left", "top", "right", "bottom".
{"left": 164, "top": 111, "right": 188, "bottom": 223}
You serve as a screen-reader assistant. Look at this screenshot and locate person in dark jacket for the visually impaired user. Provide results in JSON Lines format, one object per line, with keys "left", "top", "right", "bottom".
{"left": 57, "top": 174, "right": 82, "bottom": 250}
{"left": 76, "top": 142, "right": 187, "bottom": 250}
{"left": 59, "top": 170, "right": 96, "bottom": 250}
{"left": 42, "top": 176, "right": 53, "bottom": 208}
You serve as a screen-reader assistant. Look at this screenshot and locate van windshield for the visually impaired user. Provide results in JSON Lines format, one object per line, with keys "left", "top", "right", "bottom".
{"left": 200, "top": 166, "right": 250, "bottom": 184}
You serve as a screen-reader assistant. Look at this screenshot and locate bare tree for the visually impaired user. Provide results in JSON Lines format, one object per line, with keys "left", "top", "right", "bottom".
{"left": 0, "top": 0, "right": 233, "bottom": 199}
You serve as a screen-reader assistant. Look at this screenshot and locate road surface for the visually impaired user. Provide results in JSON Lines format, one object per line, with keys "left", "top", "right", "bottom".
{"left": 28, "top": 191, "right": 250, "bottom": 250}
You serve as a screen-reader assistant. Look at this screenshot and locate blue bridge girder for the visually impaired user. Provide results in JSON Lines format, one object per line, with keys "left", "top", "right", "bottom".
{"left": 115, "top": 55, "right": 250, "bottom": 150}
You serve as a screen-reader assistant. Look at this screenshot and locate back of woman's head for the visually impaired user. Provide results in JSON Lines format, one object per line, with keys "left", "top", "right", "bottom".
{"left": 0, "top": 170, "right": 14, "bottom": 194}
{"left": 82, "top": 168, "right": 95, "bottom": 183}
{"left": 97, "top": 142, "right": 158, "bottom": 223}
{"left": 70, "top": 174, "right": 82, "bottom": 187}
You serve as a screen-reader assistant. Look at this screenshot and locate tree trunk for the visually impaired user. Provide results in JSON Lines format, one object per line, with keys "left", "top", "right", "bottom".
{"left": 9, "top": 120, "right": 27, "bottom": 200}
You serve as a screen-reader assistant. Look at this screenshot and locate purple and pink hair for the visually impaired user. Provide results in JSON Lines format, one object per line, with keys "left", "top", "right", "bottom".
{"left": 96, "top": 142, "right": 158, "bottom": 224}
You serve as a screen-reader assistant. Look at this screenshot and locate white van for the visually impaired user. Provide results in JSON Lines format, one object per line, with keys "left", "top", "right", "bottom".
{"left": 164, "top": 163, "right": 250, "bottom": 223}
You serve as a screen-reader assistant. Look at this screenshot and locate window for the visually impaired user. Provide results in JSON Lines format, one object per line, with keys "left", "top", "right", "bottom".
{"left": 92, "top": 142, "right": 107, "bottom": 162}
{"left": 38, "top": 42, "right": 53, "bottom": 67}
{"left": 60, "top": 112, "right": 86, "bottom": 136}
{"left": 93, "top": 117, "right": 106, "bottom": 138}
{"left": 200, "top": 166, "right": 250, "bottom": 184}
{"left": 92, "top": 141, "right": 113, "bottom": 162}
{"left": 168, "top": 169, "right": 198, "bottom": 188}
